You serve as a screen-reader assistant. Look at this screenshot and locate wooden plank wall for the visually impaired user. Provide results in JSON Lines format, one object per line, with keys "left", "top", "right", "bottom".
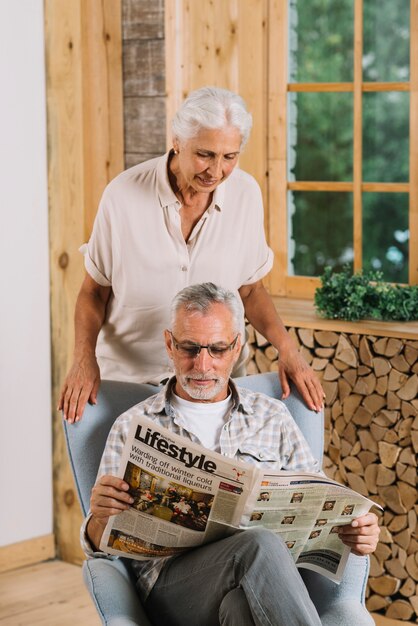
{"left": 45, "top": 0, "right": 124, "bottom": 563}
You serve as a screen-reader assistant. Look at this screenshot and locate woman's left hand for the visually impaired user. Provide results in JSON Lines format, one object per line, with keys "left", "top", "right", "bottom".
{"left": 338, "top": 512, "right": 381, "bottom": 556}
{"left": 239, "top": 280, "right": 325, "bottom": 412}
{"left": 278, "top": 342, "right": 325, "bottom": 412}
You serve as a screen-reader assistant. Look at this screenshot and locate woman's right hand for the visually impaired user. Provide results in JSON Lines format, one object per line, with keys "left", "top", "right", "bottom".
{"left": 58, "top": 355, "right": 101, "bottom": 423}
{"left": 58, "top": 273, "right": 110, "bottom": 423}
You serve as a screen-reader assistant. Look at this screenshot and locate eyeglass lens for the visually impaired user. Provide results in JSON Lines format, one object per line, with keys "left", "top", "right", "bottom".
{"left": 171, "top": 334, "right": 237, "bottom": 359}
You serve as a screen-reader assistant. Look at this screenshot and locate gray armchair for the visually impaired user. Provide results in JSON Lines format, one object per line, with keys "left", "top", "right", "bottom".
{"left": 63, "top": 373, "right": 373, "bottom": 626}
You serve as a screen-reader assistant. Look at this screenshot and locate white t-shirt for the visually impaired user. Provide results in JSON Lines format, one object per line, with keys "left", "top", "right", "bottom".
{"left": 81, "top": 152, "right": 273, "bottom": 384}
{"left": 170, "top": 392, "right": 233, "bottom": 452}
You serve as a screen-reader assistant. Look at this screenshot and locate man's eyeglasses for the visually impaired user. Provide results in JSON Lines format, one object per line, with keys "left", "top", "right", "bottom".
{"left": 169, "top": 332, "right": 239, "bottom": 359}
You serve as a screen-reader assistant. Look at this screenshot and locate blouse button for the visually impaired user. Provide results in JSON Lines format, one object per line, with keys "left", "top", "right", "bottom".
{"left": 181, "top": 265, "right": 188, "bottom": 272}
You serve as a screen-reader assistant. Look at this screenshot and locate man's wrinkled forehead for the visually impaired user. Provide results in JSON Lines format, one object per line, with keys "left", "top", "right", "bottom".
{"left": 172, "top": 303, "right": 235, "bottom": 339}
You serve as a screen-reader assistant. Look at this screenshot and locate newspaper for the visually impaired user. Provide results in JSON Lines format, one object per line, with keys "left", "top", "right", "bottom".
{"left": 100, "top": 414, "right": 381, "bottom": 582}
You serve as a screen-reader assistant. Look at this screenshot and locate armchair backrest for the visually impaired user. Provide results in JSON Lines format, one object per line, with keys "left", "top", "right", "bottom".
{"left": 234, "top": 373, "right": 324, "bottom": 463}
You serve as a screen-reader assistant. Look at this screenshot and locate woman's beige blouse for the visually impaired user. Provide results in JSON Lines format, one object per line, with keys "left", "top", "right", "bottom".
{"left": 81, "top": 152, "right": 273, "bottom": 384}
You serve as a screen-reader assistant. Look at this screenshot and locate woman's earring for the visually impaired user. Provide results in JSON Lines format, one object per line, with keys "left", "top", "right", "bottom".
{"left": 173, "top": 149, "right": 178, "bottom": 155}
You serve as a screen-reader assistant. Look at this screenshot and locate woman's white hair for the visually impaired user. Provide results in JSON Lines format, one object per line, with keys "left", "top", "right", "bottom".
{"left": 170, "top": 282, "right": 243, "bottom": 336}
{"left": 171, "top": 86, "right": 253, "bottom": 148}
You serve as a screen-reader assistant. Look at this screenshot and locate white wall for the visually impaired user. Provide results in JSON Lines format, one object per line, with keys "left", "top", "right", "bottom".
{"left": 0, "top": 1, "right": 53, "bottom": 546}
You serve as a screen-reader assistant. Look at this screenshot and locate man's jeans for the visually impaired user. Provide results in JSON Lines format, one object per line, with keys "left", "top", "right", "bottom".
{"left": 145, "top": 528, "right": 322, "bottom": 626}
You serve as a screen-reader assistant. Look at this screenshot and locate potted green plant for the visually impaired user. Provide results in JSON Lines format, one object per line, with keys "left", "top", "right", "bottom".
{"left": 314, "top": 266, "right": 418, "bottom": 322}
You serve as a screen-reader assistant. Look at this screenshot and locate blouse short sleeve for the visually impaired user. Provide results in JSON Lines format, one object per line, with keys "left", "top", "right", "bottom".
{"left": 80, "top": 188, "right": 114, "bottom": 287}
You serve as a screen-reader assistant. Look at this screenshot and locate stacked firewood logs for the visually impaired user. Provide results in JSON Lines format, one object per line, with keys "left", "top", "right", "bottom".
{"left": 245, "top": 324, "right": 418, "bottom": 622}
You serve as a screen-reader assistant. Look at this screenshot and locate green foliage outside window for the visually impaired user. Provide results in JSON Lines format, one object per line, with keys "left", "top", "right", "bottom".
{"left": 290, "top": 191, "right": 353, "bottom": 276}
{"left": 362, "top": 193, "right": 409, "bottom": 284}
{"left": 289, "top": 0, "right": 411, "bottom": 283}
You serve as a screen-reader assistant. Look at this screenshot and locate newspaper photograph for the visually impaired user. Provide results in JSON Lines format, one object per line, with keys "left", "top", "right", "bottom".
{"left": 100, "top": 413, "right": 259, "bottom": 559}
{"left": 100, "top": 413, "right": 381, "bottom": 582}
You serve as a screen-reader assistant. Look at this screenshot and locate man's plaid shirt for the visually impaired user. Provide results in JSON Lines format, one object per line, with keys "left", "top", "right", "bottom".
{"left": 81, "top": 378, "right": 320, "bottom": 602}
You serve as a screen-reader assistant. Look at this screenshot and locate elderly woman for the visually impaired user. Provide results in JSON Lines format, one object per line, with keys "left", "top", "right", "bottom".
{"left": 59, "top": 87, "right": 324, "bottom": 422}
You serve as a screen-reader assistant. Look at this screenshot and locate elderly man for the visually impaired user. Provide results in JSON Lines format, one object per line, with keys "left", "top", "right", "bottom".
{"left": 82, "top": 283, "right": 380, "bottom": 626}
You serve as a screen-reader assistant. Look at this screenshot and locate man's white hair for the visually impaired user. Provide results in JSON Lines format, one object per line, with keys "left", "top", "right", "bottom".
{"left": 170, "top": 282, "right": 243, "bottom": 335}
{"left": 171, "top": 86, "right": 253, "bottom": 148}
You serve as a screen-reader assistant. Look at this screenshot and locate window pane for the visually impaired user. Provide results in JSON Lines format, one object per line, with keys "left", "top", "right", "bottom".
{"left": 289, "top": 0, "right": 354, "bottom": 83}
{"left": 363, "top": 193, "right": 409, "bottom": 283}
{"left": 363, "top": 0, "right": 410, "bottom": 82}
{"left": 363, "top": 91, "right": 409, "bottom": 182}
{"left": 289, "top": 192, "right": 353, "bottom": 276}
{"left": 288, "top": 92, "right": 353, "bottom": 181}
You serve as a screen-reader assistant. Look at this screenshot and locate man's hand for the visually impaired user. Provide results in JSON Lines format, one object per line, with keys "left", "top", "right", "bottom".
{"left": 91, "top": 475, "right": 133, "bottom": 520}
{"left": 338, "top": 512, "right": 380, "bottom": 556}
{"left": 58, "top": 355, "right": 101, "bottom": 423}
{"left": 278, "top": 343, "right": 325, "bottom": 413}
{"left": 87, "top": 475, "right": 134, "bottom": 550}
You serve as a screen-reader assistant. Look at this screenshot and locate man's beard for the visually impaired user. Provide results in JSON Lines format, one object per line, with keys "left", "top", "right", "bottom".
{"left": 178, "top": 371, "right": 228, "bottom": 401}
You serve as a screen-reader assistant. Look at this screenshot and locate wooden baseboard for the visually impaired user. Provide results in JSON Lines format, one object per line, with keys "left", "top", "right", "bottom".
{"left": 0, "top": 534, "right": 55, "bottom": 573}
